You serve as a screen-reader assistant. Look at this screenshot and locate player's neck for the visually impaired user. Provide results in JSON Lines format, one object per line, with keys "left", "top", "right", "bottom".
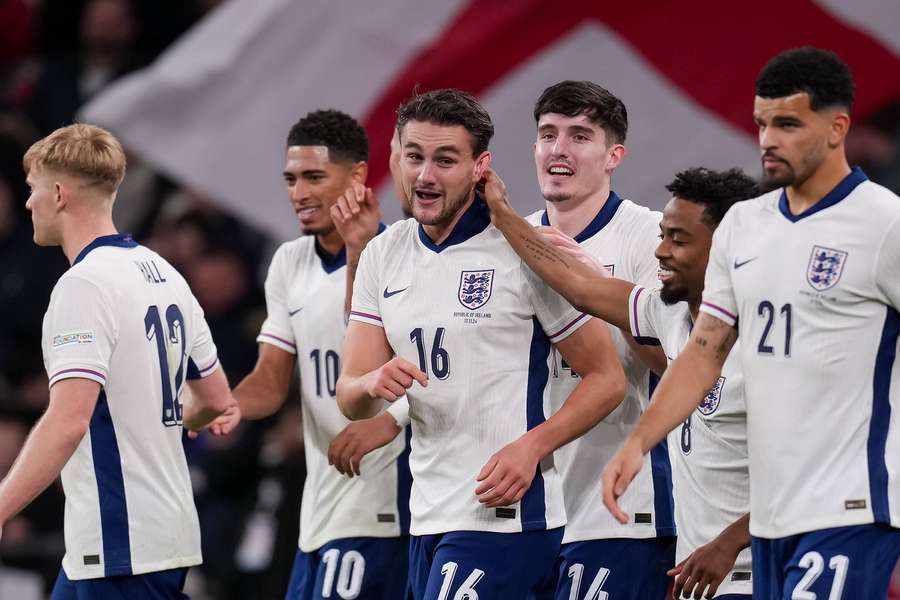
{"left": 421, "top": 194, "right": 475, "bottom": 245}
{"left": 62, "top": 215, "right": 119, "bottom": 265}
{"left": 688, "top": 295, "right": 702, "bottom": 322}
{"left": 317, "top": 229, "right": 344, "bottom": 257}
{"left": 544, "top": 183, "right": 611, "bottom": 238}
{"left": 784, "top": 153, "right": 852, "bottom": 216}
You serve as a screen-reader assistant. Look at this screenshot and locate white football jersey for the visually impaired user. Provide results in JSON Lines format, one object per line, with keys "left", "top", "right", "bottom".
{"left": 350, "top": 199, "right": 590, "bottom": 536}
{"left": 528, "top": 194, "right": 676, "bottom": 543}
{"left": 41, "top": 234, "right": 218, "bottom": 580}
{"left": 701, "top": 168, "right": 900, "bottom": 539}
{"left": 629, "top": 286, "right": 751, "bottom": 597}
{"left": 258, "top": 230, "right": 411, "bottom": 552}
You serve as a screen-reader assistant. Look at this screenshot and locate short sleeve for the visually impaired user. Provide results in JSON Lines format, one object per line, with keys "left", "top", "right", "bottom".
{"left": 42, "top": 276, "right": 115, "bottom": 388}
{"left": 629, "top": 210, "right": 663, "bottom": 289}
{"left": 699, "top": 212, "right": 739, "bottom": 327}
{"left": 185, "top": 294, "right": 220, "bottom": 380}
{"left": 386, "top": 396, "right": 411, "bottom": 427}
{"left": 257, "top": 244, "right": 298, "bottom": 353}
{"left": 348, "top": 242, "right": 383, "bottom": 328}
{"left": 522, "top": 262, "right": 590, "bottom": 344}
{"left": 875, "top": 216, "right": 900, "bottom": 309}
{"left": 627, "top": 285, "right": 662, "bottom": 343}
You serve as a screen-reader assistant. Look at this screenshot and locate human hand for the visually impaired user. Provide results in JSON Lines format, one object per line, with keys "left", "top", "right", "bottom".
{"left": 474, "top": 437, "right": 541, "bottom": 508}
{"left": 365, "top": 357, "right": 427, "bottom": 401}
{"left": 328, "top": 412, "right": 402, "bottom": 477}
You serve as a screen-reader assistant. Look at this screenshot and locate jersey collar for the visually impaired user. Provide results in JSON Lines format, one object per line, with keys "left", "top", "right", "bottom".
{"left": 315, "top": 222, "right": 387, "bottom": 273}
{"left": 540, "top": 191, "right": 623, "bottom": 243}
{"left": 73, "top": 233, "right": 138, "bottom": 265}
{"left": 417, "top": 195, "right": 491, "bottom": 254}
{"left": 778, "top": 166, "right": 867, "bottom": 223}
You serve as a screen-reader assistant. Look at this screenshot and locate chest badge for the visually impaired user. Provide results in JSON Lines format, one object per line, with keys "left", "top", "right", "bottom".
{"left": 458, "top": 269, "right": 494, "bottom": 310}
{"left": 806, "top": 245, "right": 848, "bottom": 291}
{"left": 698, "top": 376, "right": 726, "bottom": 416}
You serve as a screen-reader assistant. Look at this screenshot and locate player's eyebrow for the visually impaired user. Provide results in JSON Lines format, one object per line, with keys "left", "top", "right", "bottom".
{"left": 564, "top": 125, "right": 595, "bottom": 136}
{"left": 771, "top": 115, "right": 803, "bottom": 126}
{"left": 662, "top": 225, "right": 692, "bottom": 237}
{"left": 433, "top": 145, "right": 461, "bottom": 155}
{"left": 403, "top": 142, "right": 461, "bottom": 154}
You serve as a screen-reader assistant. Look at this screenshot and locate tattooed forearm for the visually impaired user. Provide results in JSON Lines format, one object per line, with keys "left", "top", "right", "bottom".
{"left": 520, "top": 233, "right": 572, "bottom": 269}
{"left": 692, "top": 313, "right": 738, "bottom": 361}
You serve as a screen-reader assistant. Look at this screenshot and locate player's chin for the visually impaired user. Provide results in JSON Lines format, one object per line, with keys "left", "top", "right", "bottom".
{"left": 659, "top": 280, "right": 689, "bottom": 305}
{"left": 412, "top": 202, "right": 445, "bottom": 225}
{"left": 761, "top": 167, "right": 794, "bottom": 191}
{"left": 300, "top": 221, "right": 334, "bottom": 236}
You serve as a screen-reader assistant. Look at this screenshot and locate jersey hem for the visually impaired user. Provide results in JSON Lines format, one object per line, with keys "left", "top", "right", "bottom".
{"left": 298, "top": 531, "right": 407, "bottom": 553}
{"left": 749, "top": 512, "right": 881, "bottom": 539}
{"left": 409, "top": 516, "right": 566, "bottom": 536}
{"left": 62, "top": 554, "right": 202, "bottom": 581}
{"left": 562, "top": 525, "right": 667, "bottom": 544}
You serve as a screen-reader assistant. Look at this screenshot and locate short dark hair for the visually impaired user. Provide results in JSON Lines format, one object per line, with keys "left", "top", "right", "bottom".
{"left": 396, "top": 89, "right": 494, "bottom": 156}
{"left": 533, "top": 80, "right": 628, "bottom": 145}
{"left": 286, "top": 109, "right": 369, "bottom": 163}
{"left": 756, "top": 47, "right": 855, "bottom": 111}
{"left": 665, "top": 167, "right": 759, "bottom": 227}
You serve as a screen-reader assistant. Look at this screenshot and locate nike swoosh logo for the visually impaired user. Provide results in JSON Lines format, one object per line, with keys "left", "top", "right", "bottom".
{"left": 733, "top": 257, "right": 758, "bottom": 269}
{"left": 288, "top": 307, "right": 304, "bottom": 316}
{"left": 383, "top": 286, "right": 408, "bottom": 298}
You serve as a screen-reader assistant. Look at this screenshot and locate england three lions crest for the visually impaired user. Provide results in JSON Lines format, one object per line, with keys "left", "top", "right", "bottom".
{"left": 807, "top": 245, "right": 848, "bottom": 291}
{"left": 458, "top": 269, "right": 494, "bottom": 310}
{"left": 698, "top": 376, "right": 726, "bottom": 416}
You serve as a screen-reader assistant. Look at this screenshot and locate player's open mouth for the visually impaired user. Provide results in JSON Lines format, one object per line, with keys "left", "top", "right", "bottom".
{"left": 415, "top": 190, "right": 442, "bottom": 202}
{"left": 658, "top": 266, "right": 675, "bottom": 282}
{"left": 547, "top": 164, "right": 574, "bottom": 176}
{"left": 298, "top": 207, "right": 319, "bottom": 215}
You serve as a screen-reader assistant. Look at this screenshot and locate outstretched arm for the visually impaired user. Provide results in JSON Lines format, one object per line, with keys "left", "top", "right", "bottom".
{"left": 601, "top": 312, "right": 736, "bottom": 522}
{"left": 0, "top": 378, "right": 98, "bottom": 536}
{"left": 232, "top": 343, "right": 296, "bottom": 420}
{"left": 481, "top": 169, "right": 634, "bottom": 330}
{"left": 670, "top": 513, "right": 750, "bottom": 600}
{"left": 475, "top": 317, "right": 626, "bottom": 508}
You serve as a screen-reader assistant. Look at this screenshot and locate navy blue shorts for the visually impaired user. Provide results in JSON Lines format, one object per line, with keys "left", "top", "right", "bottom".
{"left": 50, "top": 567, "right": 189, "bottom": 600}
{"left": 285, "top": 537, "right": 409, "bottom": 600}
{"left": 408, "top": 528, "right": 563, "bottom": 600}
{"left": 752, "top": 524, "right": 900, "bottom": 599}
{"left": 550, "top": 536, "right": 675, "bottom": 600}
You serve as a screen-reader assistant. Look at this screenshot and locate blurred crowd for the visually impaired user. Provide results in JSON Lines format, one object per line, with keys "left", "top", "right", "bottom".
{"left": 0, "top": 1, "right": 305, "bottom": 598}
{"left": 1, "top": 1, "right": 900, "bottom": 599}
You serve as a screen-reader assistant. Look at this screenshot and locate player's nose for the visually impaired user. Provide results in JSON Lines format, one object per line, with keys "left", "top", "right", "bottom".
{"left": 290, "top": 180, "right": 311, "bottom": 202}
{"left": 416, "top": 160, "right": 438, "bottom": 184}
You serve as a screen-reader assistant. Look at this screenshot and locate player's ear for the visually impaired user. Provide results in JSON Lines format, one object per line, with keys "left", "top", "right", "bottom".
{"left": 472, "top": 151, "right": 492, "bottom": 182}
{"left": 54, "top": 181, "right": 69, "bottom": 211}
{"left": 350, "top": 161, "right": 368, "bottom": 185}
{"left": 606, "top": 143, "right": 626, "bottom": 173}
{"left": 828, "top": 111, "right": 850, "bottom": 148}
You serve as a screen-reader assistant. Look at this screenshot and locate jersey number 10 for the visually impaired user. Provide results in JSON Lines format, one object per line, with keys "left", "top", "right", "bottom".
{"left": 144, "top": 304, "right": 187, "bottom": 427}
